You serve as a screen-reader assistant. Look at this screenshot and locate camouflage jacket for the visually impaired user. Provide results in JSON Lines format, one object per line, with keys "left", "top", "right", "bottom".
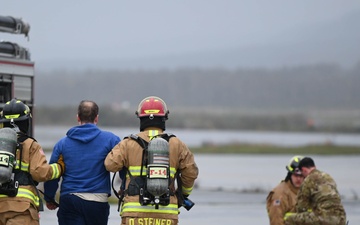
{"left": 296, "top": 169, "right": 346, "bottom": 217}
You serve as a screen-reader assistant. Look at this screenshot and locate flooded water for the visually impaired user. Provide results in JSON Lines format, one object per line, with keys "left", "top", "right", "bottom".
{"left": 39, "top": 154, "right": 360, "bottom": 225}
{"left": 39, "top": 192, "right": 360, "bottom": 225}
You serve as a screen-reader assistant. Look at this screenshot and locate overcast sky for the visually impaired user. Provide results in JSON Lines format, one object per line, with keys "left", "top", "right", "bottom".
{"left": 2, "top": 1, "right": 360, "bottom": 70}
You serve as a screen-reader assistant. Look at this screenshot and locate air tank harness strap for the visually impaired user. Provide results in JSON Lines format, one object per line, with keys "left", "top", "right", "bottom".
{"left": 125, "top": 133, "right": 177, "bottom": 197}
{"left": 112, "top": 134, "right": 149, "bottom": 212}
{"left": 112, "top": 133, "right": 176, "bottom": 211}
{"left": 126, "top": 134, "right": 149, "bottom": 199}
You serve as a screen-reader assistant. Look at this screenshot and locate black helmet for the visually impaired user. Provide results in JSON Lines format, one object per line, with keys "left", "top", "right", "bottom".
{"left": 286, "top": 155, "right": 304, "bottom": 175}
{"left": 0, "top": 99, "right": 31, "bottom": 123}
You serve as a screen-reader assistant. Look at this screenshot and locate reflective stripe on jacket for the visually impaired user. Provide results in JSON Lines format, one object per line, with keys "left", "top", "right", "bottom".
{"left": 127, "top": 166, "right": 177, "bottom": 178}
{"left": 15, "top": 159, "right": 61, "bottom": 180}
{"left": 0, "top": 137, "right": 62, "bottom": 212}
{"left": 122, "top": 202, "right": 179, "bottom": 215}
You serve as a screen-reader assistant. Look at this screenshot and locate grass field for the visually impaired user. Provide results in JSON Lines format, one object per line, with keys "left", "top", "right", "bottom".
{"left": 190, "top": 144, "right": 360, "bottom": 155}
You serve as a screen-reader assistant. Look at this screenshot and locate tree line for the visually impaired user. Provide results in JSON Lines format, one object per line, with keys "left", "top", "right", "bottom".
{"left": 33, "top": 63, "right": 360, "bottom": 132}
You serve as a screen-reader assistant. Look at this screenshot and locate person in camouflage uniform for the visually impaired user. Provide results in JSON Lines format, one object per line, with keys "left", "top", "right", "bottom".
{"left": 284, "top": 157, "right": 347, "bottom": 225}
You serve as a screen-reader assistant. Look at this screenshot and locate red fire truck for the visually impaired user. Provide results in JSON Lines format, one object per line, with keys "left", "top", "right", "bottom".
{"left": 0, "top": 15, "right": 34, "bottom": 135}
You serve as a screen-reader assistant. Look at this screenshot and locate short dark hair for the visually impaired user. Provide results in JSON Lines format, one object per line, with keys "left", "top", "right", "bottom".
{"left": 298, "top": 157, "right": 315, "bottom": 169}
{"left": 78, "top": 100, "right": 99, "bottom": 123}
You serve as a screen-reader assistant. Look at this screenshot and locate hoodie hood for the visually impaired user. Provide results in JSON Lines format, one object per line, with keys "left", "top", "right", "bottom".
{"left": 66, "top": 123, "right": 101, "bottom": 143}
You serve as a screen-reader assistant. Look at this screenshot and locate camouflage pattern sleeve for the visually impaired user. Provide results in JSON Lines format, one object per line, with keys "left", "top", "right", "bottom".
{"left": 295, "top": 175, "right": 312, "bottom": 212}
{"left": 288, "top": 169, "right": 347, "bottom": 225}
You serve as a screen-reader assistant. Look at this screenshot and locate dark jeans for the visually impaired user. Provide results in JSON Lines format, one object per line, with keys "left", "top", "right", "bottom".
{"left": 57, "top": 194, "right": 110, "bottom": 225}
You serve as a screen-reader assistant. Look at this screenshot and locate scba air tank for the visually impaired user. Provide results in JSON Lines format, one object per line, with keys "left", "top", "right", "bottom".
{"left": 0, "top": 128, "right": 17, "bottom": 184}
{"left": 146, "top": 137, "right": 170, "bottom": 199}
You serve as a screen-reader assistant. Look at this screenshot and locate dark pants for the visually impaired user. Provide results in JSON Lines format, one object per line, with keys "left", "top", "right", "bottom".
{"left": 57, "top": 194, "right": 110, "bottom": 225}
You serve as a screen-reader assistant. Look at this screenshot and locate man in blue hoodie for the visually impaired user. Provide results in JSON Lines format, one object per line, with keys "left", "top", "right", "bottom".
{"left": 44, "top": 100, "right": 121, "bottom": 225}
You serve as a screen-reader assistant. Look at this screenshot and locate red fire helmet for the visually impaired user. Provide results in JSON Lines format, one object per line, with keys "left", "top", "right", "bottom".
{"left": 136, "top": 96, "right": 169, "bottom": 119}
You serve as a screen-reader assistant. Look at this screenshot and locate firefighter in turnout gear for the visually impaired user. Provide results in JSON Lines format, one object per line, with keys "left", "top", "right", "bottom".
{"left": 266, "top": 155, "right": 304, "bottom": 225}
{"left": 105, "top": 96, "right": 199, "bottom": 225}
{"left": 0, "top": 99, "right": 63, "bottom": 225}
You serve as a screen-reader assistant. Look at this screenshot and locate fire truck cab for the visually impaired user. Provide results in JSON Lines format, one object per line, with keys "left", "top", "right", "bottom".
{"left": 0, "top": 15, "right": 34, "bottom": 135}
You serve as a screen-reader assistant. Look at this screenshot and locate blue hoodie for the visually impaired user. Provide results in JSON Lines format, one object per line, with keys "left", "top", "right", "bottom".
{"left": 44, "top": 124, "right": 120, "bottom": 200}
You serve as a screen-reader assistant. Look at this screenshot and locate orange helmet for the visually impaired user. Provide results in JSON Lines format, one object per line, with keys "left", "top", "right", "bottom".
{"left": 136, "top": 96, "right": 169, "bottom": 119}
